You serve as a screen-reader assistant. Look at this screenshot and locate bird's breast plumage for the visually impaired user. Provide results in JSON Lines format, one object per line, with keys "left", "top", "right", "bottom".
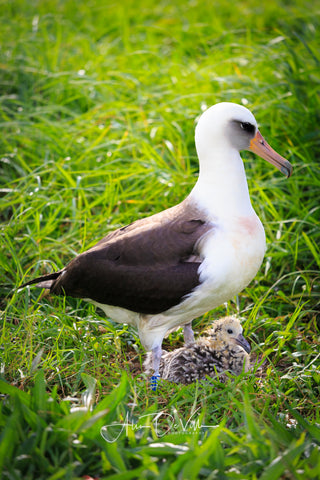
{"left": 172, "top": 212, "right": 266, "bottom": 317}
{"left": 201, "top": 213, "right": 265, "bottom": 291}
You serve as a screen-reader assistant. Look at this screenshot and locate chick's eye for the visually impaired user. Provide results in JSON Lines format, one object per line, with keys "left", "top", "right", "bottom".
{"left": 240, "top": 122, "right": 255, "bottom": 135}
{"left": 227, "top": 329, "right": 233, "bottom": 334}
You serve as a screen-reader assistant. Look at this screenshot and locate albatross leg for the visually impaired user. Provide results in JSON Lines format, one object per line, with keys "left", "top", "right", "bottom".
{"left": 183, "top": 322, "right": 195, "bottom": 345}
{"left": 150, "top": 344, "right": 162, "bottom": 391}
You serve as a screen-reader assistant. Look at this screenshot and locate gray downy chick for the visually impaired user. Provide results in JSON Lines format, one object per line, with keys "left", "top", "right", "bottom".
{"left": 144, "top": 316, "right": 250, "bottom": 384}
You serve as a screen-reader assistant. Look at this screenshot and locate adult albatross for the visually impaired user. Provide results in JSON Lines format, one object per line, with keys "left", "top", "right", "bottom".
{"left": 21, "top": 102, "right": 292, "bottom": 389}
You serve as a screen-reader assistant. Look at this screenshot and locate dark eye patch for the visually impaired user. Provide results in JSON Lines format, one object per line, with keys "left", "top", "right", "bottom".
{"left": 240, "top": 122, "right": 256, "bottom": 135}
{"left": 227, "top": 328, "right": 233, "bottom": 334}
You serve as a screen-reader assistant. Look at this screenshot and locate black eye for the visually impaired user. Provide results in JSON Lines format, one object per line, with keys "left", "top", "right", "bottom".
{"left": 227, "top": 329, "right": 233, "bottom": 334}
{"left": 240, "top": 122, "right": 255, "bottom": 135}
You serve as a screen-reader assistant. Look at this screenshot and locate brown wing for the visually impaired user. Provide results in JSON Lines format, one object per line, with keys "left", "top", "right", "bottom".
{"left": 38, "top": 200, "right": 212, "bottom": 314}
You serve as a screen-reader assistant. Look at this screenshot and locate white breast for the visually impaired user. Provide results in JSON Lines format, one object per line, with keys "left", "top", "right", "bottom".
{"left": 197, "top": 213, "right": 266, "bottom": 308}
{"left": 149, "top": 213, "right": 266, "bottom": 333}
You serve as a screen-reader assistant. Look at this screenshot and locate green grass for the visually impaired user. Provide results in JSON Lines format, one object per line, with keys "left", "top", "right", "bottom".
{"left": 1, "top": 0, "right": 320, "bottom": 478}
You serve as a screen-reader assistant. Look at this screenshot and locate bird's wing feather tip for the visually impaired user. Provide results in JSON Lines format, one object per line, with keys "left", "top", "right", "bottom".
{"left": 36, "top": 281, "right": 54, "bottom": 289}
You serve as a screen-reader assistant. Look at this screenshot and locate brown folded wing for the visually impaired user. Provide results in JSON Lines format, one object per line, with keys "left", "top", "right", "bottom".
{"left": 31, "top": 200, "right": 212, "bottom": 314}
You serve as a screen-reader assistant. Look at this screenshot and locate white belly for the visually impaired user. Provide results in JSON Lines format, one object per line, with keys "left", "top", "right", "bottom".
{"left": 190, "top": 213, "right": 266, "bottom": 313}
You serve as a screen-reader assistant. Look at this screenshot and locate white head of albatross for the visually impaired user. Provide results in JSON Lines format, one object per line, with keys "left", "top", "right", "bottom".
{"left": 20, "top": 102, "right": 292, "bottom": 390}
{"left": 191, "top": 102, "right": 292, "bottom": 218}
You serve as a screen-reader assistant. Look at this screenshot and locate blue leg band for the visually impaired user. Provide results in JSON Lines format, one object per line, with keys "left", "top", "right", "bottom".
{"left": 150, "top": 374, "right": 160, "bottom": 391}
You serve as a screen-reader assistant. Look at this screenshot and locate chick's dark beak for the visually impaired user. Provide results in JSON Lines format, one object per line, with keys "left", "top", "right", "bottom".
{"left": 235, "top": 333, "right": 251, "bottom": 354}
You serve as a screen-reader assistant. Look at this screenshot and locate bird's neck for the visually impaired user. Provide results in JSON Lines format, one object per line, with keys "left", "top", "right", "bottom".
{"left": 190, "top": 148, "right": 255, "bottom": 219}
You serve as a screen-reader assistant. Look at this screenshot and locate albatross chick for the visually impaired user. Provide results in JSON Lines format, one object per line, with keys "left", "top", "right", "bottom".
{"left": 144, "top": 316, "right": 250, "bottom": 384}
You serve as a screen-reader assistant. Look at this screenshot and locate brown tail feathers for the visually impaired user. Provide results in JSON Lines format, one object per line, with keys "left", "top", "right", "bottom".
{"left": 19, "top": 271, "right": 62, "bottom": 290}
